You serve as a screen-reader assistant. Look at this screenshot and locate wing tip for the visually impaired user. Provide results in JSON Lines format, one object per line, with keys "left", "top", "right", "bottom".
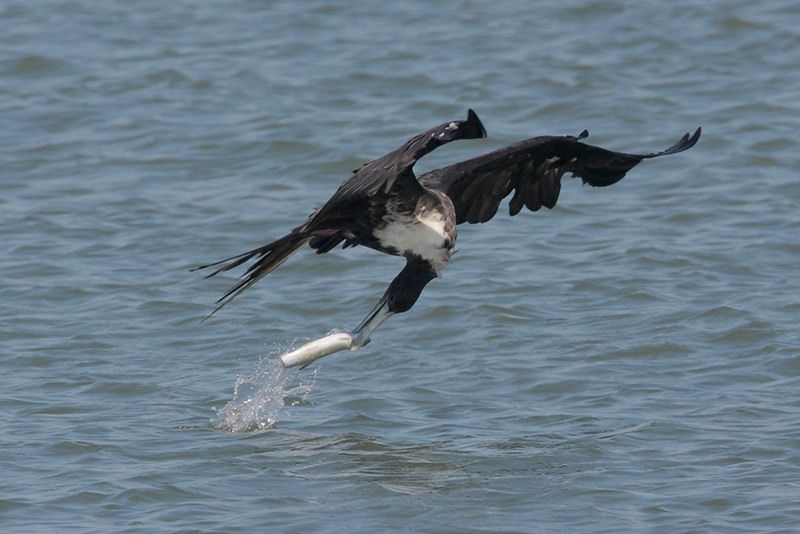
{"left": 659, "top": 126, "right": 702, "bottom": 156}
{"left": 466, "top": 108, "right": 487, "bottom": 138}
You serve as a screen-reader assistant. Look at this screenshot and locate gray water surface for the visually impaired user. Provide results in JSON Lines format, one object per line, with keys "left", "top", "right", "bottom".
{"left": 2, "top": 1, "right": 800, "bottom": 532}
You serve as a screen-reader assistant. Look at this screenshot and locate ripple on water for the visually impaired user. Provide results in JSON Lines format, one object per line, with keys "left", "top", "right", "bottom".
{"left": 3, "top": 54, "right": 66, "bottom": 76}
{"left": 2, "top": 0, "right": 800, "bottom": 532}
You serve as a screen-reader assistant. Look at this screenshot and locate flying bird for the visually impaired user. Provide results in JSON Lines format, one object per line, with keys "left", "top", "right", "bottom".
{"left": 194, "top": 110, "right": 700, "bottom": 353}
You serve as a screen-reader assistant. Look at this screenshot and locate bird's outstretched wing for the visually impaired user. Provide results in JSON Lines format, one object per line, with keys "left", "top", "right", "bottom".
{"left": 395, "top": 108, "right": 487, "bottom": 172}
{"left": 305, "top": 109, "right": 487, "bottom": 235}
{"left": 316, "top": 109, "right": 487, "bottom": 206}
{"left": 419, "top": 127, "right": 701, "bottom": 225}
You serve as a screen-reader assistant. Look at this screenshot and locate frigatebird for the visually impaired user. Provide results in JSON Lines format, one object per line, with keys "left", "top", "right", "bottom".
{"left": 194, "top": 110, "right": 700, "bottom": 351}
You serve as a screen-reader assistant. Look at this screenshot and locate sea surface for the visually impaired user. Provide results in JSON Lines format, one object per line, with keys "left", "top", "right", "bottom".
{"left": 2, "top": 1, "right": 800, "bottom": 532}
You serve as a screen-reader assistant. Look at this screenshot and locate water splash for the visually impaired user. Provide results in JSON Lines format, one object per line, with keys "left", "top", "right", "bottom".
{"left": 213, "top": 355, "right": 317, "bottom": 432}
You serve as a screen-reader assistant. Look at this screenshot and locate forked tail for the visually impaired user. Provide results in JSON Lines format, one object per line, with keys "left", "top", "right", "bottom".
{"left": 191, "top": 231, "right": 309, "bottom": 319}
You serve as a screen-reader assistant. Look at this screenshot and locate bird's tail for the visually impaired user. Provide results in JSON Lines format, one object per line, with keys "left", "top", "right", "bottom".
{"left": 191, "top": 230, "right": 310, "bottom": 320}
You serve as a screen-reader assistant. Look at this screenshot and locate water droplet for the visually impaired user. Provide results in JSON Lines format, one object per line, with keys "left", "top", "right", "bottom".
{"left": 212, "top": 356, "right": 317, "bottom": 432}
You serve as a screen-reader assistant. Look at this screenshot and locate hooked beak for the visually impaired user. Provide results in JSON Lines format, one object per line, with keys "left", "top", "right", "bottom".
{"left": 350, "top": 294, "right": 394, "bottom": 348}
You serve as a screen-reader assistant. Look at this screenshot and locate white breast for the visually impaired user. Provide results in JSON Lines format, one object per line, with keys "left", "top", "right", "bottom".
{"left": 374, "top": 207, "right": 452, "bottom": 271}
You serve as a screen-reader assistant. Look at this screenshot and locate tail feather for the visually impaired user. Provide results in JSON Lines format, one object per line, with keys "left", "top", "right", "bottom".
{"left": 193, "top": 232, "right": 309, "bottom": 320}
{"left": 190, "top": 241, "right": 279, "bottom": 279}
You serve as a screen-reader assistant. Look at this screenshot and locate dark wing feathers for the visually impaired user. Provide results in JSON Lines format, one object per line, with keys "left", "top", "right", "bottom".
{"left": 419, "top": 127, "right": 700, "bottom": 224}
{"left": 337, "top": 108, "right": 487, "bottom": 199}
{"left": 306, "top": 109, "right": 487, "bottom": 228}
{"left": 568, "top": 127, "right": 701, "bottom": 187}
{"left": 194, "top": 111, "right": 699, "bottom": 318}
{"left": 399, "top": 108, "right": 487, "bottom": 166}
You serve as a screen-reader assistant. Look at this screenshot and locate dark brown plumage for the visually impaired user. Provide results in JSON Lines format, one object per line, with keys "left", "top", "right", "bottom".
{"left": 420, "top": 127, "right": 701, "bottom": 224}
{"left": 193, "top": 110, "right": 700, "bottom": 345}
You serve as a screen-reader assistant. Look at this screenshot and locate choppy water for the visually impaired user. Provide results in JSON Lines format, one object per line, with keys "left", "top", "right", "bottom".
{"left": 2, "top": 1, "right": 800, "bottom": 532}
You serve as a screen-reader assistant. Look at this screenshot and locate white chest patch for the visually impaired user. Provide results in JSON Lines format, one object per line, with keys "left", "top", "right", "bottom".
{"left": 374, "top": 207, "right": 452, "bottom": 271}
